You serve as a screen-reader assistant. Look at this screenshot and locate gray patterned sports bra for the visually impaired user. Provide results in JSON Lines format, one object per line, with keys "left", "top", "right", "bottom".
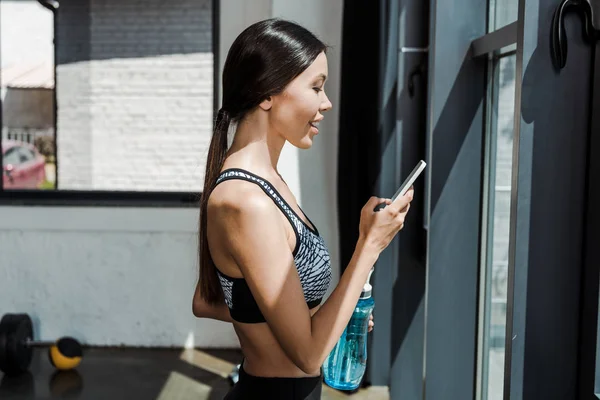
{"left": 213, "top": 168, "right": 332, "bottom": 324}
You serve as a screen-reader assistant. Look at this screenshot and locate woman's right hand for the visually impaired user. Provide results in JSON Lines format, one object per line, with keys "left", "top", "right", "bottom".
{"left": 358, "top": 188, "right": 414, "bottom": 254}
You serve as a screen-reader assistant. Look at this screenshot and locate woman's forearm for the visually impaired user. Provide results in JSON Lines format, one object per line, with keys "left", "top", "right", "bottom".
{"left": 308, "top": 238, "right": 379, "bottom": 368}
{"left": 192, "top": 286, "right": 233, "bottom": 323}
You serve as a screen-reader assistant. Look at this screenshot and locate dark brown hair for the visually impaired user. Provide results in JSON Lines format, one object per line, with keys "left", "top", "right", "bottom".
{"left": 199, "top": 19, "right": 327, "bottom": 304}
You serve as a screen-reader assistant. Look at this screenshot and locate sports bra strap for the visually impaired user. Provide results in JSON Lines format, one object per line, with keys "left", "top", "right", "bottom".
{"left": 214, "top": 168, "right": 303, "bottom": 233}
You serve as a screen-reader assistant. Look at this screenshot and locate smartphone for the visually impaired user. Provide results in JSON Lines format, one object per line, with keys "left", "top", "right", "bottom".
{"left": 374, "top": 160, "right": 427, "bottom": 212}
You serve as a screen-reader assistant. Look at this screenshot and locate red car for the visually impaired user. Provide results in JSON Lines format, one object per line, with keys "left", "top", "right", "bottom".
{"left": 2, "top": 140, "right": 47, "bottom": 189}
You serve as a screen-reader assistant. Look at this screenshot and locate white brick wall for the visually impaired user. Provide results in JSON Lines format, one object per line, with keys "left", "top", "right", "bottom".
{"left": 57, "top": 0, "right": 213, "bottom": 191}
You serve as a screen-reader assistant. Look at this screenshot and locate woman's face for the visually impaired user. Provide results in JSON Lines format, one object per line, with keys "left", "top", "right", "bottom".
{"left": 269, "top": 51, "right": 332, "bottom": 149}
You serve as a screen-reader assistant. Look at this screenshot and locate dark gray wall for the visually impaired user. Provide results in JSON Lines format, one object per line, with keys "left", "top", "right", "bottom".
{"left": 422, "top": 0, "right": 487, "bottom": 397}
{"left": 385, "top": 0, "right": 430, "bottom": 398}
{"left": 337, "top": 0, "right": 429, "bottom": 393}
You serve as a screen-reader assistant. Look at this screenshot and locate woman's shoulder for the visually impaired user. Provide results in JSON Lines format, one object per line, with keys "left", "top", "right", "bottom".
{"left": 208, "top": 178, "right": 278, "bottom": 223}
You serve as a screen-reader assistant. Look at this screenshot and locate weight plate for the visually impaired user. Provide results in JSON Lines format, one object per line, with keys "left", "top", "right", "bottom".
{"left": 10, "top": 314, "right": 33, "bottom": 373}
{"left": 0, "top": 314, "right": 33, "bottom": 376}
{"left": 0, "top": 316, "right": 9, "bottom": 375}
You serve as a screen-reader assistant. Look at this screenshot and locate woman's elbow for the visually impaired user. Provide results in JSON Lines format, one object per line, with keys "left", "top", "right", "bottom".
{"left": 192, "top": 297, "right": 208, "bottom": 318}
{"left": 192, "top": 303, "right": 202, "bottom": 318}
{"left": 297, "top": 362, "right": 321, "bottom": 376}
{"left": 293, "top": 352, "right": 323, "bottom": 375}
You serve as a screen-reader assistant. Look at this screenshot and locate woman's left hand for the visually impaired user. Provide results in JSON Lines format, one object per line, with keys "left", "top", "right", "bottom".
{"left": 368, "top": 313, "right": 374, "bottom": 333}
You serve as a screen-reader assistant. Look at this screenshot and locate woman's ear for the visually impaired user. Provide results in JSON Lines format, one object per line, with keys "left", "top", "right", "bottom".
{"left": 259, "top": 96, "right": 272, "bottom": 111}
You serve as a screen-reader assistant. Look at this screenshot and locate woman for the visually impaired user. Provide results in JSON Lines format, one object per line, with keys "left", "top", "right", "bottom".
{"left": 192, "top": 18, "right": 414, "bottom": 399}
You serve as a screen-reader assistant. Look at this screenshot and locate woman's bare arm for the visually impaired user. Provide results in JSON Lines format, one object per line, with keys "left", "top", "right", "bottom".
{"left": 192, "top": 283, "right": 233, "bottom": 323}
{"left": 219, "top": 186, "right": 410, "bottom": 374}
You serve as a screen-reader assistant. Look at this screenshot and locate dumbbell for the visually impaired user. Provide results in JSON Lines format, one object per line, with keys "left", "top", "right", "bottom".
{"left": 0, "top": 314, "right": 82, "bottom": 376}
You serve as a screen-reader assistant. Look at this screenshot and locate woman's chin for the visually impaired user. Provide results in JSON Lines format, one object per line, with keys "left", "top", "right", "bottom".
{"left": 300, "top": 139, "right": 314, "bottom": 149}
{"left": 290, "top": 136, "right": 314, "bottom": 150}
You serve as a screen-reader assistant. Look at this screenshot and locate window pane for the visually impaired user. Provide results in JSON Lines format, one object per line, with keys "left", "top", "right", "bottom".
{"left": 481, "top": 53, "right": 516, "bottom": 400}
{"left": 490, "top": 0, "right": 519, "bottom": 31}
{"left": 1, "top": 0, "right": 56, "bottom": 190}
{"left": 1, "top": 0, "right": 213, "bottom": 192}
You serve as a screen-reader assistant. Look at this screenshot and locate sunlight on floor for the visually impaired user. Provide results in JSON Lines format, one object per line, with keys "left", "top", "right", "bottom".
{"left": 180, "top": 349, "right": 234, "bottom": 379}
{"left": 156, "top": 371, "right": 212, "bottom": 400}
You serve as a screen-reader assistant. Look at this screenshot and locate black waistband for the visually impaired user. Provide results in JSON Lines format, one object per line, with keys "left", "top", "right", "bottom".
{"left": 226, "top": 362, "right": 323, "bottom": 399}
{"left": 239, "top": 362, "right": 323, "bottom": 381}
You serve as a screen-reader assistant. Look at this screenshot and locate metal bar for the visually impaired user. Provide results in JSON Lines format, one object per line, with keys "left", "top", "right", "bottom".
{"left": 497, "top": 47, "right": 518, "bottom": 59}
{"left": 503, "top": 4, "right": 526, "bottom": 400}
{"left": 52, "top": 5, "right": 58, "bottom": 189}
{"left": 471, "top": 21, "right": 518, "bottom": 58}
{"left": 24, "top": 339, "right": 56, "bottom": 347}
{"left": 475, "top": 48, "right": 495, "bottom": 400}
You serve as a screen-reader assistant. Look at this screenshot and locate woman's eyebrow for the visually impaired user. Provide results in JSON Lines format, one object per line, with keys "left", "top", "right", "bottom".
{"left": 314, "top": 73, "right": 327, "bottom": 82}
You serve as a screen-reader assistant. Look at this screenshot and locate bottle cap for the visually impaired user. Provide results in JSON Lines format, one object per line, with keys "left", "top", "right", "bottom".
{"left": 360, "top": 268, "right": 374, "bottom": 299}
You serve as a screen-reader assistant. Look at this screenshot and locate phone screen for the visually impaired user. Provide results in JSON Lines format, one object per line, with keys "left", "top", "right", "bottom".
{"left": 391, "top": 160, "right": 427, "bottom": 202}
{"left": 374, "top": 160, "right": 426, "bottom": 211}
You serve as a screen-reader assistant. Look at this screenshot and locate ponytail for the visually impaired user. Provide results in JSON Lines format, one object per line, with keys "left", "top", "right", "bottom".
{"left": 198, "top": 108, "right": 231, "bottom": 304}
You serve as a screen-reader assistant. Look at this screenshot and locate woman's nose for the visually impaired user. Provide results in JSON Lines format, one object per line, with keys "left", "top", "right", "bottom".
{"left": 321, "top": 93, "right": 333, "bottom": 112}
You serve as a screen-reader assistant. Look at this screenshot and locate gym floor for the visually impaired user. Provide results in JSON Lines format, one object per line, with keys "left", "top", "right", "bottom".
{"left": 0, "top": 347, "right": 241, "bottom": 400}
{"left": 0, "top": 347, "right": 390, "bottom": 399}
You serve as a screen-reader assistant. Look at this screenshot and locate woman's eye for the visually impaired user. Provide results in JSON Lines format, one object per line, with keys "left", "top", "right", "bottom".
{"left": 313, "top": 87, "right": 323, "bottom": 93}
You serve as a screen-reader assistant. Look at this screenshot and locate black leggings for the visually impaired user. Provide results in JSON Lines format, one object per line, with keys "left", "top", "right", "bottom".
{"left": 224, "top": 364, "right": 322, "bottom": 400}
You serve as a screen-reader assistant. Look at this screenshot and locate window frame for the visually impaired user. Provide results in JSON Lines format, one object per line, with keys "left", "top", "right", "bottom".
{"left": 0, "top": 0, "right": 219, "bottom": 207}
{"left": 476, "top": 49, "right": 518, "bottom": 400}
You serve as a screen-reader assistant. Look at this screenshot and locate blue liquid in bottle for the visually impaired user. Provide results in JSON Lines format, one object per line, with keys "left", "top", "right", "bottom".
{"left": 323, "top": 269, "right": 375, "bottom": 391}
